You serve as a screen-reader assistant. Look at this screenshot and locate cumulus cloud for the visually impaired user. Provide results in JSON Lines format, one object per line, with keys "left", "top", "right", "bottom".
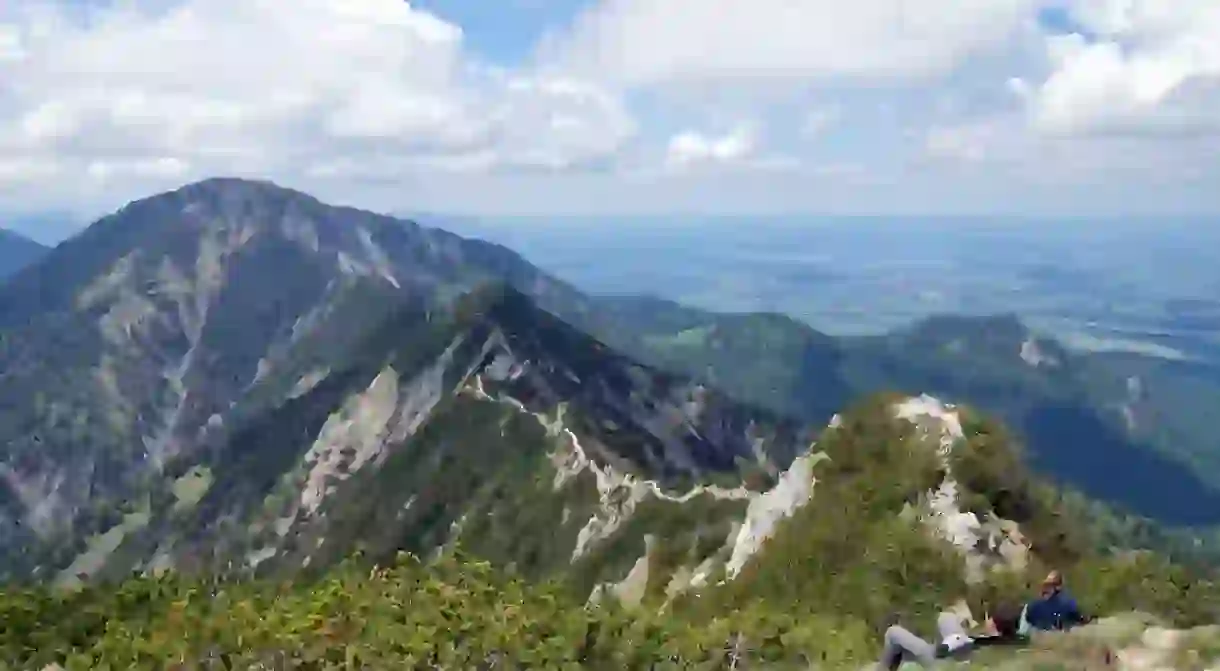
{"left": 660, "top": 123, "right": 801, "bottom": 174}
{"left": 0, "top": 0, "right": 634, "bottom": 212}
{"left": 0, "top": 0, "right": 1218, "bottom": 218}
{"left": 544, "top": 0, "right": 1045, "bottom": 86}
{"left": 1013, "top": 0, "right": 1220, "bottom": 136}
{"left": 665, "top": 125, "right": 756, "bottom": 167}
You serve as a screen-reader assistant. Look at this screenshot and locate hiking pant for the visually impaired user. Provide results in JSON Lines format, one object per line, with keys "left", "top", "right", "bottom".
{"left": 877, "top": 612, "right": 968, "bottom": 669}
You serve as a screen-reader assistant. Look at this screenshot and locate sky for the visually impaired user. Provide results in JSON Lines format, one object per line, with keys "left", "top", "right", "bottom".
{"left": 0, "top": 0, "right": 1218, "bottom": 234}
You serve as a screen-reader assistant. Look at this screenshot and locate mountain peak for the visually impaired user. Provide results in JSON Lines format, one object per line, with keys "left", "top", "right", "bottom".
{"left": 119, "top": 176, "right": 330, "bottom": 227}
{"left": 170, "top": 176, "right": 310, "bottom": 201}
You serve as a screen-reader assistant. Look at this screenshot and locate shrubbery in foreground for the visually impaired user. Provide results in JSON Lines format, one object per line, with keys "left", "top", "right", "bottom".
{"left": 0, "top": 550, "right": 872, "bottom": 670}
{"left": 5, "top": 399, "right": 1220, "bottom": 669}
{"left": 1, "top": 545, "right": 1218, "bottom": 670}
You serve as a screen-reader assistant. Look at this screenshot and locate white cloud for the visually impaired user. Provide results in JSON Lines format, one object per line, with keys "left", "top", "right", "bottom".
{"left": 0, "top": 0, "right": 1218, "bottom": 219}
{"left": 898, "top": 0, "right": 1220, "bottom": 212}
{"left": 544, "top": 0, "right": 1045, "bottom": 87}
{"left": 1013, "top": 0, "right": 1220, "bottom": 136}
{"left": 660, "top": 123, "right": 802, "bottom": 174}
{"left": 490, "top": 75, "right": 636, "bottom": 171}
{"left": 665, "top": 125, "right": 756, "bottom": 167}
{"left": 919, "top": 106, "right": 1220, "bottom": 205}
{"left": 0, "top": 0, "right": 634, "bottom": 213}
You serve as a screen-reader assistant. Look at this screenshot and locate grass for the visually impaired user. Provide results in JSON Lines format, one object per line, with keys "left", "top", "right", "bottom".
{"left": 960, "top": 614, "right": 1220, "bottom": 670}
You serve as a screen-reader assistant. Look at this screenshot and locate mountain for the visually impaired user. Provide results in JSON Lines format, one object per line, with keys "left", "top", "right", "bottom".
{"left": 621, "top": 304, "right": 1220, "bottom": 528}
{"left": 2, "top": 176, "right": 1220, "bottom": 583}
{"left": 51, "top": 284, "right": 812, "bottom": 588}
{"left": 0, "top": 179, "right": 798, "bottom": 582}
{"left": 0, "top": 228, "right": 47, "bottom": 279}
{"left": 0, "top": 179, "right": 596, "bottom": 577}
{"left": 0, "top": 179, "right": 1219, "bottom": 666}
{"left": 4, "top": 382, "right": 1220, "bottom": 668}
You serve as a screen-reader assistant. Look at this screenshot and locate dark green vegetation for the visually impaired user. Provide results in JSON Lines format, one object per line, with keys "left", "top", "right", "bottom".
{"left": 1, "top": 176, "right": 1219, "bottom": 618}
{"left": 627, "top": 308, "right": 1220, "bottom": 529}
{"left": 11, "top": 280, "right": 809, "bottom": 591}
{"left": 0, "top": 177, "right": 1218, "bottom": 576}
{"left": 685, "top": 396, "right": 1220, "bottom": 632}
{"left": 0, "top": 179, "right": 595, "bottom": 577}
{"left": 3, "top": 398, "right": 1219, "bottom": 669}
{"left": 0, "top": 228, "right": 46, "bottom": 279}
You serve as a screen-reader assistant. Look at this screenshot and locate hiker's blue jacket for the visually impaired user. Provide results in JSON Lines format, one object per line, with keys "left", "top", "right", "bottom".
{"left": 1023, "top": 590, "right": 1086, "bottom": 631}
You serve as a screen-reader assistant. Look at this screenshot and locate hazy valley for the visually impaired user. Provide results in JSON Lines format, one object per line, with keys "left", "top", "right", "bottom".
{"left": 437, "top": 216, "right": 1220, "bottom": 363}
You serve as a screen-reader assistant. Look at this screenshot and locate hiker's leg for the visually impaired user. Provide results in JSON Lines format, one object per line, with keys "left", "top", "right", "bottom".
{"left": 877, "top": 624, "right": 936, "bottom": 669}
{"left": 936, "top": 611, "right": 968, "bottom": 640}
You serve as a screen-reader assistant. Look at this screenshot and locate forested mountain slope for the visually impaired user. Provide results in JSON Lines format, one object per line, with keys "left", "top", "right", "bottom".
{"left": 2, "top": 177, "right": 1219, "bottom": 586}
{"left": 5, "top": 383, "right": 1219, "bottom": 669}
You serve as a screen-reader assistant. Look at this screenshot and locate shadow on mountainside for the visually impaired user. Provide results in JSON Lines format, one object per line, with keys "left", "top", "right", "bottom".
{"left": 1023, "top": 404, "right": 1220, "bottom": 527}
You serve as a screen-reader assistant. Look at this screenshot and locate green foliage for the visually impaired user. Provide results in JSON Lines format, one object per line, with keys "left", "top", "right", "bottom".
{"left": 1, "top": 395, "right": 1218, "bottom": 669}
{"left": 676, "top": 396, "right": 1220, "bottom": 658}
{"left": 619, "top": 302, "right": 1220, "bottom": 532}
{"left": 950, "top": 409, "right": 1085, "bottom": 565}
{"left": 567, "top": 494, "right": 747, "bottom": 602}
{"left": 700, "top": 396, "right": 964, "bottom": 633}
{"left": 633, "top": 311, "right": 850, "bottom": 424}
{"left": 944, "top": 406, "right": 1220, "bottom": 629}
{"left": 0, "top": 550, "right": 877, "bottom": 670}
{"left": 1068, "top": 551, "right": 1220, "bottom": 628}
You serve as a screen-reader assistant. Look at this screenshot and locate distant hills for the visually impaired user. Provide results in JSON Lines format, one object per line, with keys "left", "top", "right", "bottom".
{"left": 3, "top": 178, "right": 1220, "bottom": 667}
{"left": 625, "top": 307, "right": 1220, "bottom": 527}
{"left": 1, "top": 177, "right": 1219, "bottom": 587}
{"left": 0, "top": 228, "right": 46, "bottom": 279}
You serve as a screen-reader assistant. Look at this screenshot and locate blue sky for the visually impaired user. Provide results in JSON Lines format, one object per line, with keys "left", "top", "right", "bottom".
{"left": 413, "top": 0, "right": 589, "bottom": 63}
{"left": 0, "top": 0, "right": 1218, "bottom": 232}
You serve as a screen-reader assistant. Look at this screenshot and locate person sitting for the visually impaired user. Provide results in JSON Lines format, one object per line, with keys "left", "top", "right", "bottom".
{"left": 876, "top": 602, "right": 1025, "bottom": 669}
{"left": 876, "top": 570, "right": 1097, "bottom": 669}
{"left": 1023, "top": 570, "right": 1091, "bottom": 632}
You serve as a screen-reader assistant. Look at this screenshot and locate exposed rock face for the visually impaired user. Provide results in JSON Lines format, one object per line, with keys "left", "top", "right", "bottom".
{"left": 894, "top": 394, "right": 1030, "bottom": 583}
{"left": 6, "top": 178, "right": 831, "bottom": 582}
{"left": 64, "top": 285, "right": 813, "bottom": 587}
{"left": 5, "top": 176, "right": 1218, "bottom": 596}
{"left": 0, "top": 178, "right": 587, "bottom": 576}
{"left": 725, "top": 450, "right": 827, "bottom": 579}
